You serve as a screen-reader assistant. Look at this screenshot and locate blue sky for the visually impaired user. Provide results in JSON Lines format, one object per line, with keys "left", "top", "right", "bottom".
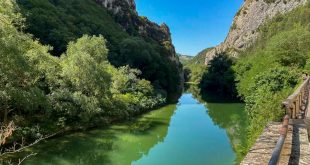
{"left": 135, "top": 0, "right": 244, "bottom": 56}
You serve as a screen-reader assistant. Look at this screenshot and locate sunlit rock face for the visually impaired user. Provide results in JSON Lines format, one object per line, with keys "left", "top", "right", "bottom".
{"left": 93, "top": 0, "right": 173, "bottom": 49}
{"left": 94, "top": 0, "right": 136, "bottom": 14}
{"left": 94, "top": 0, "right": 184, "bottom": 99}
{"left": 205, "top": 0, "right": 307, "bottom": 64}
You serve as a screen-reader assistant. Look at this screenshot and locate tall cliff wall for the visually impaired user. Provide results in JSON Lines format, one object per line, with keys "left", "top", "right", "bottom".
{"left": 94, "top": 0, "right": 183, "bottom": 99}
{"left": 205, "top": 0, "right": 307, "bottom": 64}
{"left": 94, "top": 0, "right": 180, "bottom": 64}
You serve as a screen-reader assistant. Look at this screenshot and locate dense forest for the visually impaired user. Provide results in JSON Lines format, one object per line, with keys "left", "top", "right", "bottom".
{"left": 16, "top": 0, "right": 183, "bottom": 102}
{"left": 195, "top": 1, "right": 310, "bottom": 156}
{"left": 0, "top": 0, "right": 182, "bottom": 160}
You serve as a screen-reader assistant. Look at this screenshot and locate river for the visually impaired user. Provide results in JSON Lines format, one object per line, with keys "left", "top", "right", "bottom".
{"left": 9, "top": 90, "right": 248, "bottom": 165}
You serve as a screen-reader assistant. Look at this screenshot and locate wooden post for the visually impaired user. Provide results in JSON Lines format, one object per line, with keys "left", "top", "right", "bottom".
{"left": 297, "top": 94, "right": 301, "bottom": 117}
{"left": 289, "top": 106, "right": 293, "bottom": 118}
{"left": 293, "top": 101, "right": 296, "bottom": 119}
{"left": 299, "top": 93, "right": 302, "bottom": 111}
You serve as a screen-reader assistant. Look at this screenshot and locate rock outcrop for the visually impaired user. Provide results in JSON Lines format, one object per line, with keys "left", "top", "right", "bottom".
{"left": 205, "top": 0, "right": 307, "bottom": 64}
{"left": 94, "top": 0, "right": 136, "bottom": 14}
{"left": 94, "top": 0, "right": 178, "bottom": 62}
{"left": 94, "top": 0, "right": 183, "bottom": 98}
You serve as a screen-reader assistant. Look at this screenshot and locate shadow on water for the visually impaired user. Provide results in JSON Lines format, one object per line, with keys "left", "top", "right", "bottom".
{"left": 185, "top": 83, "right": 241, "bottom": 103}
{"left": 7, "top": 105, "right": 177, "bottom": 165}
{"left": 187, "top": 84, "right": 249, "bottom": 164}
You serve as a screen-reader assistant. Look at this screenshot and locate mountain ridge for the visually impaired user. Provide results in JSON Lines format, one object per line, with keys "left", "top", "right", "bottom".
{"left": 204, "top": 0, "right": 307, "bottom": 64}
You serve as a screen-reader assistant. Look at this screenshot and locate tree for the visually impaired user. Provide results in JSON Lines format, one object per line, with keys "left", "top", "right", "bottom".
{"left": 0, "top": 0, "right": 53, "bottom": 122}
{"left": 200, "top": 53, "right": 237, "bottom": 98}
{"left": 49, "top": 35, "right": 112, "bottom": 122}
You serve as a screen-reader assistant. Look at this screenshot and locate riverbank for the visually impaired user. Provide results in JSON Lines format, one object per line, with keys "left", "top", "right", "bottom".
{"left": 1, "top": 99, "right": 172, "bottom": 162}
{"left": 3, "top": 92, "right": 248, "bottom": 165}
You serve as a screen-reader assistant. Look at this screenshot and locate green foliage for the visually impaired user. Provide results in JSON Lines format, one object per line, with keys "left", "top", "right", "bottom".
{"left": 177, "top": 54, "right": 192, "bottom": 65}
{"left": 234, "top": 4, "right": 310, "bottom": 152}
{"left": 0, "top": 0, "right": 55, "bottom": 124}
{"left": 200, "top": 53, "right": 237, "bottom": 98}
{"left": 16, "top": 0, "right": 182, "bottom": 101}
{"left": 0, "top": 0, "right": 165, "bottom": 150}
{"left": 49, "top": 35, "right": 111, "bottom": 123}
{"left": 184, "top": 48, "right": 211, "bottom": 83}
{"left": 46, "top": 35, "right": 165, "bottom": 124}
{"left": 116, "top": 37, "right": 181, "bottom": 101}
{"left": 62, "top": 35, "right": 111, "bottom": 96}
{"left": 243, "top": 67, "right": 299, "bottom": 119}
{"left": 242, "top": 67, "right": 299, "bottom": 145}
{"left": 16, "top": 0, "right": 127, "bottom": 55}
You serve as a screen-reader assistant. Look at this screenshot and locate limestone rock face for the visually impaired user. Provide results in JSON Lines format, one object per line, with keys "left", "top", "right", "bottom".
{"left": 94, "top": 0, "right": 136, "bottom": 14}
{"left": 94, "top": 0, "right": 183, "bottom": 91}
{"left": 94, "top": 0, "right": 178, "bottom": 62}
{"left": 205, "top": 0, "right": 307, "bottom": 64}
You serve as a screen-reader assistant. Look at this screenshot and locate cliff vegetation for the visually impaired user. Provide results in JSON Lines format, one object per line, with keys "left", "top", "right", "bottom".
{"left": 198, "top": 1, "right": 310, "bottom": 157}
{"left": 0, "top": 0, "right": 182, "bottom": 162}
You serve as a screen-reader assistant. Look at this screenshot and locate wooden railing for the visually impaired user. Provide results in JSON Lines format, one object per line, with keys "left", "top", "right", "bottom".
{"left": 283, "top": 76, "right": 310, "bottom": 119}
{"left": 268, "top": 76, "right": 310, "bottom": 165}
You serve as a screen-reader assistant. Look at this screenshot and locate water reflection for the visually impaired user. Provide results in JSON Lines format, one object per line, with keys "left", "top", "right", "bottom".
{"left": 188, "top": 85, "right": 248, "bottom": 164}
{"left": 9, "top": 105, "right": 177, "bottom": 165}
{"left": 207, "top": 103, "right": 248, "bottom": 163}
{"left": 8, "top": 86, "right": 249, "bottom": 165}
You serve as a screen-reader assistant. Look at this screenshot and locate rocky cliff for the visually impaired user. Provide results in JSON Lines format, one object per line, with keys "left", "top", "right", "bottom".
{"left": 94, "top": 0, "right": 183, "bottom": 100}
{"left": 17, "top": 0, "right": 183, "bottom": 102}
{"left": 94, "top": 0, "right": 136, "bottom": 14}
{"left": 205, "top": 0, "right": 307, "bottom": 64}
{"left": 94, "top": 0, "right": 180, "bottom": 64}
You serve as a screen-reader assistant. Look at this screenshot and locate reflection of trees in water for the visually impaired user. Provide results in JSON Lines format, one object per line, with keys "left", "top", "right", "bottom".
{"left": 188, "top": 85, "right": 249, "bottom": 164}
{"left": 207, "top": 103, "right": 248, "bottom": 164}
{"left": 9, "top": 105, "right": 177, "bottom": 165}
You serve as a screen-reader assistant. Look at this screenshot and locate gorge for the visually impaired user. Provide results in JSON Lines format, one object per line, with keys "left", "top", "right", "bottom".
{"left": 1, "top": 0, "right": 310, "bottom": 164}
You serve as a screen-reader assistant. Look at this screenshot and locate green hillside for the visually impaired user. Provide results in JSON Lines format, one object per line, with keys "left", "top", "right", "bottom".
{"left": 234, "top": 2, "right": 310, "bottom": 146}
{"left": 183, "top": 48, "right": 212, "bottom": 83}
{"left": 194, "top": 1, "right": 310, "bottom": 156}
{"left": 16, "top": 0, "right": 182, "bottom": 102}
{"left": 177, "top": 54, "right": 193, "bottom": 65}
{"left": 0, "top": 0, "right": 181, "bottom": 159}
{"left": 199, "top": 2, "right": 310, "bottom": 155}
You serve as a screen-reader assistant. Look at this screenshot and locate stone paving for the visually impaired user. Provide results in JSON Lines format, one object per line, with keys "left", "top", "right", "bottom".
{"left": 297, "top": 121, "right": 310, "bottom": 165}
{"left": 241, "top": 123, "right": 282, "bottom": 165}
{"left": 241, "top": 120, "right": 310, "bottom": 165}
{"left": 285, "top": 121, "right": 310, "bottom": 165}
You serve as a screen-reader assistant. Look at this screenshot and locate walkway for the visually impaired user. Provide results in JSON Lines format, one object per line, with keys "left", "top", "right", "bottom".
{"left": 241, "top": 121, "right": 310, "bottom": 165}
{"left": 241, "top": 76, "right": 310, "bottom": 165}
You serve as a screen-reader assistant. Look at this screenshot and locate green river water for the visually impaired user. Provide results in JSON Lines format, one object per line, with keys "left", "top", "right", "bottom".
{"left": 10, "top": 91, "right": 248, "bottom": 165}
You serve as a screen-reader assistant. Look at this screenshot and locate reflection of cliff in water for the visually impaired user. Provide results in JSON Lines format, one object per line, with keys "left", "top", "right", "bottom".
{"left": 9, "top": 105, "right": 177, "bottom": 165}
{"left": 188, "top": 85, "right": 249, "bottom": 164}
